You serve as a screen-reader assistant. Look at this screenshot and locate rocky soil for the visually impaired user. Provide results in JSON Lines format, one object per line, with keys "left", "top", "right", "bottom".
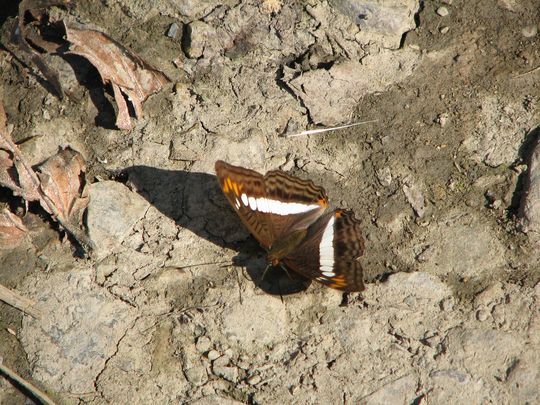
{"left": 0, "top": 1, "right": 539, "bottom": 404}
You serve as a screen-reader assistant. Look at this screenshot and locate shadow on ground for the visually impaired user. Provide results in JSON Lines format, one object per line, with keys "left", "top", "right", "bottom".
{"left": 122, "top": 165, "right": 311, "bottom": 295}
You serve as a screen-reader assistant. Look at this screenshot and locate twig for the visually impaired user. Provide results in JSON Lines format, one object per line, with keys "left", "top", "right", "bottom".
{"left": 0, "top": 362, "right": 58, "bottom": 405}
{"left": 514, "top": 65, "right": 540, "bottom": 78}
{"left": 283, "top": 119, "right": 378, "bottom": 138}
{"left": 0, "top": 283, "right": 42, "bottom": 319}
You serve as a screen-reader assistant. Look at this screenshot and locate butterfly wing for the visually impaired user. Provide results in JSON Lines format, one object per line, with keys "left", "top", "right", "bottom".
{"left": 282, "top": 210, "right": 365, "bottom": 292}
{"left": 215, "top": 160, "right": 274, "bottom": 248}
{"left": 215, "top": 161, "right": 329, "bottom": 249}
{"left": 263, "top": 169, "right": 329, "bottom": 239}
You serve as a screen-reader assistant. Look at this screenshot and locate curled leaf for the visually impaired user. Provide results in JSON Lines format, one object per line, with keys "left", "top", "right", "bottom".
{"left": 11, "top": 0, "right": 72, "bottom": 98}
{"left": 0, "top": 105, "right": 41, "bottom": 202}
{"left": 37, "top": 147, "right": 88, "bottom": 224}
{"left": 0, "top": 209, "right": 28, "bottom": 250}
{"left": 64, "top": 24, "right": 170, "bottom": 130}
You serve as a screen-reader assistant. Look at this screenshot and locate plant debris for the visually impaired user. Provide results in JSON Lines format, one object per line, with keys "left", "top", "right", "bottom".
{"left": 0, "top": 101, "right": 93, "bottom": 252}
{"left": 9, "top": 0, "right": 72, "bottom": 98}
{"left": 64, "top": 24, "right": 171, "bottom": 130}
{"left": 0, "top": 209, "right": 28, "bottom": 250}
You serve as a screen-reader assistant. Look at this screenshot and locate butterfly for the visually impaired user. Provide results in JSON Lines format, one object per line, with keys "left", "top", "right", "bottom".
{"left": 215, "top": 160, "right": 365, "bottom": 292}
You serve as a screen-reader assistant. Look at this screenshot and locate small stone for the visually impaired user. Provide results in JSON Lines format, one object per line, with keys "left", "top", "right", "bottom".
{"left": 439, "top": 26, "right": 450, "bottom": 34}
{"left": 521, "top": 25, "right": 537, "bottom": 38}
{"left": 247, "top": 374, "right": 261, "bottom": 385}
{"left": 185, "top": 366, "right": 208, "bottom": 386}
{"left": 207, "top": 350, "right": 221, "bottom": 361}
{"left": 195, "top": 336, "right": 212, "bottom": 353}
{"left": 491, "top": 199, "right": 502, "bottom": 210}
{"left": 436, "top": 113, "right": 449, "bottom": 127}
{"left": 184, "top": 21, "right": 212, "bottom": 59}
{"left": 42, "top": 110, "right": 50, "bottom": 120}
{"left": 476, "top": 309, "right": 489, "bottom": 322}
{"left": 212, "top": 365, "right": 239, "bottom": 383}
{"left": 440, "top": 297, "right": 454, "bottom": 312}
{"left": 436, "top": 6, "right": 449, "bottom": 16}
{"left": 212, "top": 355, "right": 230, "bottom": 367}
{"left": 86, "top": 181, "right": 150, "bottom": 259}
{"left": 376, "top": 167, "right": 393, "bottom": 187}
{"left": 402, "top": 179, "right": 426, "bottom": 218}
{"left": 167, "top": 22, "right": 180, "bottom": 39}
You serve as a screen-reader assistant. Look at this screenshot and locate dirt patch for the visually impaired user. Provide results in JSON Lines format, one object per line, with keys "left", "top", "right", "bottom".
{"left": 0, "top": 0, "right": 539, "bottom": 403}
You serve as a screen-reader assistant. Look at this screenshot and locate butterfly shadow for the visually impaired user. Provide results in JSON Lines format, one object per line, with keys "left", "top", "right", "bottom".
{"left": 121, "top": 165, "right": 310, "bottom": 295}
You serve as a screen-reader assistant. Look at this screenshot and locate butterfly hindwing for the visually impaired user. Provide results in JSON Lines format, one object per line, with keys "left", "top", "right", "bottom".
{"left": 282, "top": 210, "right": 365, "bottom": 292}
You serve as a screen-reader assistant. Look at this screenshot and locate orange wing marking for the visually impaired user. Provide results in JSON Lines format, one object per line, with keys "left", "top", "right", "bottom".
{"left": 329, "top": 275, "right": 347, "bottom": 288}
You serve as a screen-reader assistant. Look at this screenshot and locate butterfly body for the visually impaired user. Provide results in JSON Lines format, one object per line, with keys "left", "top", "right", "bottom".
{"left": 215, "top": 160, "right": 365, "bottom": 292}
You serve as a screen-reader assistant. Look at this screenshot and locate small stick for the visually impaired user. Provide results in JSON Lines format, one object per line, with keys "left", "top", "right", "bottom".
{"left": 283, "top": 119, "right": 378, "bottom": 138}
{"left": 514, "top": 65, "right": 540, "bottom": 78}
{"left": 0, "top": 283, "right": 42, "bottom": 319}
{"left": 0, "top": 362, "right": 58, "bottom": 405}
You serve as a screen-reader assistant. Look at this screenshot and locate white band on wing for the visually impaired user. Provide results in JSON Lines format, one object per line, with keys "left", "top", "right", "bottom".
{"left": 240, "top": 194, "right": 321, "bottom": 215}
{"left": 319, "top": 215, "right": 335, "bottom": 276}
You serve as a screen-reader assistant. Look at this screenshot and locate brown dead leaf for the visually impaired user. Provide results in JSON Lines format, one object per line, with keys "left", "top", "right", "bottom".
{"left": 64, "top": 25, "right": 171, "bottom": 130}
{"left": 0, "top": 105, "right": 41, "bottom": 202}
{"left": 0, "top": 209, "right": 28, "bottom": 250}
{"left": 0, "top": 100, "right": 93, "bottom": 251}
{"left": 11, "top": 0, "right": 72, "bottom": 98}
{"left": 37, "top": 147, "right": 88, "bottom": 225}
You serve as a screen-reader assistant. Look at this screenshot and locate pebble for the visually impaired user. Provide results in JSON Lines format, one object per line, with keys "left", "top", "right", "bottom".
{"left": 440, "top": 297, "right": 454, "bottom": 312}
{"left": 247, "top": 374, "right": 261, "bottom": 385}
{"left": 212, "top": 365, "right": 239, "bottom": 383}
{"left": 376, "top": 167, "right": 393, "bottom": 187}
{"left": 440, "top": 26, "right": 450, "bottom": 34}
{"left": 436, "top": 6, "right": 449, "bottom": 17}
{"left": 490, "top": 199, "right": 502, "bottom": 210}
{"left": 167, "top": 22, "right": 180, "bottom": 39}
{"left": 476, "top": 309, "right": 489, "bottom": 322}
{"left": 185, "top": 366, "right": 208, "bottom": 386}
{"left": 207, "top": 350, "right": 221, "bottom": 361}
{"left": 212, "top": 355, "right": 230, "bottom": 367}
{"left": 195, "top": 336, "right": 212, "bottom": 353}
{"left": 86, "top": 181, "right": 150, "bottom": 259}
{"left": 521, "top": 25, "right": 537, "bottom": 38}
{"left": 437, "top": 113, "right": 449, "bottom": 127}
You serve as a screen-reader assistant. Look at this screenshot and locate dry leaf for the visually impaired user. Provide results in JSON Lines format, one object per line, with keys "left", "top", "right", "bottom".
{"left": 0, "top": 209, "right": 28, "bottom": 250}
{"left": 10, "top": 0, "right": 72, "bottom": 98}
{"left": 37, "top": 147, "right": 88, "bottom": 224}
{"left": 64, "top": 25, "right": 171, "bottom": 130}
{"left": 0, "top": 105, "right": 41, "bottom": 202}
{"left": 0, "top": 100, "right": 93, "bottom": 251}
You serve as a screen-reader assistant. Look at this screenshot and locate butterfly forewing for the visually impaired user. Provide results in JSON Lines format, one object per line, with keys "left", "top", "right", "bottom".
{"left": 263, "top": 170, "right": 328, "bottom": 239}
{"left": 215, "top": 161, "right": 328, "bottom": 248}
{"left": 282, "top": 210, "right": 365, "bottom": 292}
{"left": 215, "top": 160, "right": 274, "bottom": 248}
